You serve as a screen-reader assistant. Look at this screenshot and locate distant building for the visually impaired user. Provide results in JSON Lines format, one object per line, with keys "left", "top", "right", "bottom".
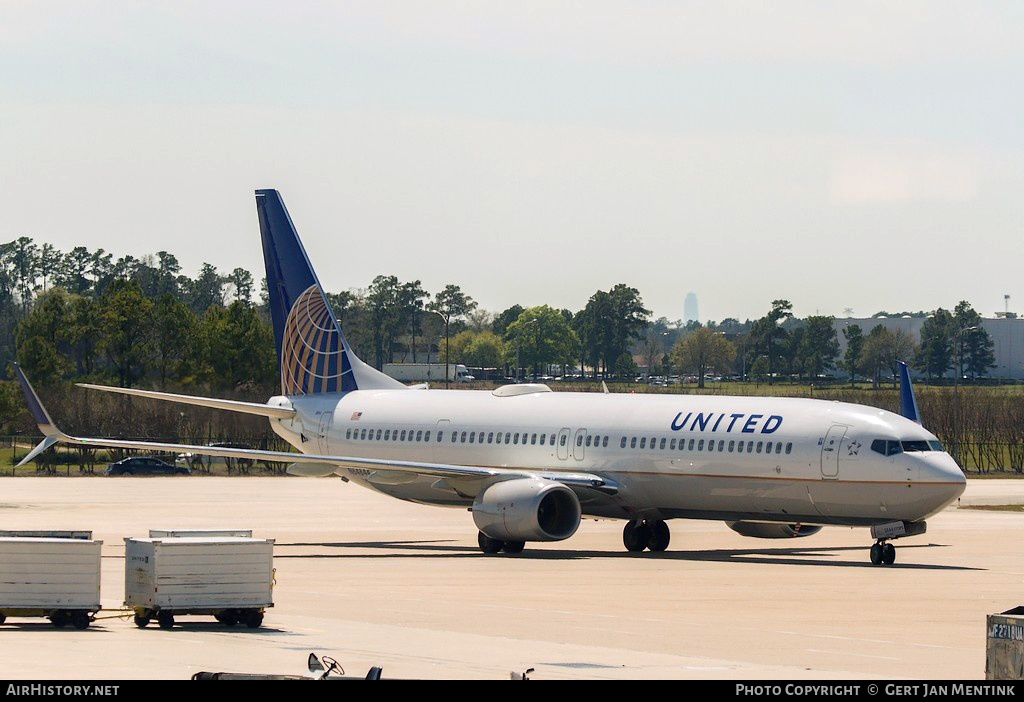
{"left": 684, "top": 293, "right": 699, "bottom": 324}
{"left": 832, "top": 316, "right": 1024, "bottom": 380}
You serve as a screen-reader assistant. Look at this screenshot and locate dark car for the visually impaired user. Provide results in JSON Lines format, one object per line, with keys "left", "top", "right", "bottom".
{"left": 106, "top": 457, "right": 190, "bottom": 476}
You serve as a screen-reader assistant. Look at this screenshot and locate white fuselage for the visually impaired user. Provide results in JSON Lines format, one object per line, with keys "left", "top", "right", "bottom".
{"left": 269, "top": 385, "right": 966, "bottom": 528}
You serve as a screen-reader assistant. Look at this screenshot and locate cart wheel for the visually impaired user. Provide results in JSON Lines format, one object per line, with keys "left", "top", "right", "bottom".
{"left": 134, "top": 614, "right": 150, "bottom": 628}
{"left": 0, "top": 613, "right": 6, "bottom": 625}
{"left": 244, "top": 610, "right": 263, "bottom": 629}
{"left": 157, "top": 611, "right": 174, "bottom": 629}
{"left": 51, "top": 610, "right": 69, "bottom": 628}
{"left": 215, "top": 611, "right": 238, "bottom": 626}
{"left": 70, "top": 611, "right": 90, "bottom": 630}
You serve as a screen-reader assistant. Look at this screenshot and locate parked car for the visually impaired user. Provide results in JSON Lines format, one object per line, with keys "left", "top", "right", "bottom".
{"left": 106, "top": 457, "right": 190, "bottom": 476}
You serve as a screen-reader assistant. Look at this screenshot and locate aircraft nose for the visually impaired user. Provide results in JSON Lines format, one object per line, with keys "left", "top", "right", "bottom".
{"left": 925, "top": 452, "right": 967, "bottom": 503}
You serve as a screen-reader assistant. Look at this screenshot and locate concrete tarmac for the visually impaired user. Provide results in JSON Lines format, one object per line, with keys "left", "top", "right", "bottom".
{"left": 0, "top": 475, "right": 1021, "bottom": 680}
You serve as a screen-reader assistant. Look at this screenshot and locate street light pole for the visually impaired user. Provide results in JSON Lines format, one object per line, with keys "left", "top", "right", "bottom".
{"left": 428, "top": 309, "right": 449, "bottom": 389}
{"left": 952, "top": 325, "right": 976, "bottom": 466}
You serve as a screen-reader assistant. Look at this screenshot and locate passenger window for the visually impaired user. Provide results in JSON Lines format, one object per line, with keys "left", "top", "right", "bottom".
{"left": 718, "top": 440, "right": 725, "bottom": 451}
{"left": 514, "top": 433, "right": 520, "bottom": 445}
{"left": 697, "top": 439, "right": 704, "bottom": 450}
{"left": 345, "top": 428, "right": 351, "bottom": 440}
{"left": 549, "top": 434, "right": 556, "bottom": 445}
{"left": 400, "top": 430, "right": 406, "bottom": 441}
{"left": 621, "top": 437, "right": 627, "bottom": 448}
{"left": 650, "top": 437, "right": 656, "bottom": 450}
{"left": 602, "top": 437, "right": 608, "bottom": 448}
{"left": 659, "top": 438, "right": 666, "bottom": 450}
{"left": 360, "top": 429, "right": 367, "bottom": 440}
{"left": 469, "top": 432, "right": 475, "bottom": 444}
{"left": 688, "top": 439, "right": 695, "bottom": 450}
{"left": 451, "top": 431, "right": 457, "bottom": 442}
{"left": 640, "top": 437, "right": 646, "bottom": 449}
{"left": 487, "top": 432, "right": 494, "bottom": 443}
{"left": 559, "top": 434, "right": 566, "bottom": 446}
{"left": 785, "top": 442, "right": 793, "bottom": 454}
{"left": 765, "top": 441, "right": 771, "bottom": 453}
{"left": 531, "top": 434, "right": 537, "bottom": 445}
{"left": 506, "top": 433, "right": 512, "bottom": 444}
{"left": 425, "top": 431, "right": 431, "bottom": 442}
{"left": 728, "top": 440, "right": 735, "bottom": 452}
{"left": 775, "top": 443, "right": 782, "bottom": 454}
{"left": 540, "top": 433, "right": 546, "bottom": 446}
{"left": 756, "top": 441, "right": 762, "bottom": 453}
{"left": 416, "top": 430, "right": 423, "bottom": 442}
{"left": 747, "top": 441, "right": 754, "bottom": 453}
{"left": 384, "top": 429, "right": 390, "bottom": 441}
{"left": 460, "top": 432, "right": 467, "bottom": 443}
{"left": 670, "top": 439, "right": 676, "bottom": 450}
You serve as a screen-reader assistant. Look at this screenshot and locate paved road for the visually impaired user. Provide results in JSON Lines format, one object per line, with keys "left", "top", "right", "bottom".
{"left": 0, "top": 476, "right": 1021, "bottom": 680}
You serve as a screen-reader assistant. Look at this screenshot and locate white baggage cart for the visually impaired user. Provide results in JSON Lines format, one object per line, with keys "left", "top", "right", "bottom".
{"left": 124, "top": 536, "right": 274, "bottom": 629}
{"left": 0, "top": 535, "right": 102, "bottom": 629}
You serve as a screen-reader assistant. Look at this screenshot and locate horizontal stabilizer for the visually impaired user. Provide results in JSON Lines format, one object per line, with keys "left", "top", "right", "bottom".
{"left": 75, "top": 383, "right": 295, "bottom": 419}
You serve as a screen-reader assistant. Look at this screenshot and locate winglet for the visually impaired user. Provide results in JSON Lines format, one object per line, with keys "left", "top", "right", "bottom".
{"left": 12, "top": 364, "right": 66, "bottom": 465}
{"left": 897, "top": 361, "right": 921, "bottom": 424}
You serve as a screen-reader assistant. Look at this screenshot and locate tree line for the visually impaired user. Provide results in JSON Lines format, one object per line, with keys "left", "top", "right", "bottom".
{"left": 0, "top": 237, "right": 1002, "bottom": 409}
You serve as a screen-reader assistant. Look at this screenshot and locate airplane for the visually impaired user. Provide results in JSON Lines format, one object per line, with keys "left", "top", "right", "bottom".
{"left": 13, "top": 189, "right": 967, "bottom": 565}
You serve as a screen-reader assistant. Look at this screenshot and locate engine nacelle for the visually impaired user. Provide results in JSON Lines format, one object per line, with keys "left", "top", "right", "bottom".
{"left": 472, "top": 479, "right": 581, "bottom": 542}
{"left": 726, "top": 521, "right": 823, "bottom": 539}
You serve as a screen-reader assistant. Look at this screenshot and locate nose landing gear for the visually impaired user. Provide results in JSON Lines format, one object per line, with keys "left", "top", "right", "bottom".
{"left": 869, "top": 541, "right": 896, "bottom": 566}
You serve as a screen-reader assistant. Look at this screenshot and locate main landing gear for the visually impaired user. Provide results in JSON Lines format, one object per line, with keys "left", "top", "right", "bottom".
{"left": 477, "top": 532, "right": 526, "bottom": 555}
{"left": 622, "top": 519, "right": 670, "bottom": 553}
{"left": 869, "top": 540, "right": 896, "bottom": 566}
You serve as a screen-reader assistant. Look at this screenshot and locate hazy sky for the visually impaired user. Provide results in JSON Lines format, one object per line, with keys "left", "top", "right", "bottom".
{"left": 3, "top": 2, "right": 1021, "bottom": 324}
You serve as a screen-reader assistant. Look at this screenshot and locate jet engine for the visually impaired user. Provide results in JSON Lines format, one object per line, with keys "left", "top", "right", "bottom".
{"left": 472, "top": 479, "right": 581, "bottom": 542}
{"left": 726, "top": 521, "right": 823, "bottom": 539}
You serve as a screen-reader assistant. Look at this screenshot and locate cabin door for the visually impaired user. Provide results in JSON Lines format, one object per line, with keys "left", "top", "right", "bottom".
{"left": 820, "top": 425, "right": 847, "bottom": 479}
{"left": 317, "top": 411, "right": 334, "bottom": 454}
{"left": 573, "top": 429, "right": 588, "bottom": 461}
{"left": 556, "top": 428, "right": 571, "bottom": 460}
{"left": 434, "top": 420, "right": 450, "bottom": 461}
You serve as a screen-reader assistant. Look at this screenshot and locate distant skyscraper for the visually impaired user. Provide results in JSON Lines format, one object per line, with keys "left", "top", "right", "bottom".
{"left": 684, "top": 292, "right": 699, "bottom": 324}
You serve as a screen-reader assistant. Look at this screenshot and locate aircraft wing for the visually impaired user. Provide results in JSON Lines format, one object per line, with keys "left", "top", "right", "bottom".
{"left": 13, "top": 366, "right": 617, "bottom": 495}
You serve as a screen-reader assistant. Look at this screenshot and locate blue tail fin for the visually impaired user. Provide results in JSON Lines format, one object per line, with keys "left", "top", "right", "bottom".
{"left": 255, "top": 189, "right": 405, "bottom": 395}
{"left": 897, "top": 361, "right": 921, "bottom": 424}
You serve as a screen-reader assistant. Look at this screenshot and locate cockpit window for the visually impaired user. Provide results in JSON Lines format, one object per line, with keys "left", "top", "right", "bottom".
{"left": 870, "top": 439, "right": 903, "bottom": 456}
{"left": 872, "top": 438, "right": 944, "bottom": 455}
{"left": 901, "top": 440, "right": 930, "bottom": 452}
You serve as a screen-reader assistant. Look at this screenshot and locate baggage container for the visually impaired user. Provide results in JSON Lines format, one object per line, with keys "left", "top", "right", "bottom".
{"left": 148, "top": 529, "right": 252, "bottom": 538}
{"left": 124, "top": 536, "right": 274, "bottom": 629}
{"left": 0, "top": 536, "right": 102, "bottom": 629}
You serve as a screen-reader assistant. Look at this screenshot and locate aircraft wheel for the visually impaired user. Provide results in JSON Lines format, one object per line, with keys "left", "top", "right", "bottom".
{"left": 70, "top": 611, "right": 90, "bottom": 630}
{"left": 501, "top": 540, "right": 526, "bottom": 554}
{"left": 477, "top": 532, "right": 504, "bottom": 554}
{"left": 157, "top": 611, "right": 175, "bottom": 629}
{"left": 647, "top": 520, "right": 671, "bottom": 552}
{"left": 882, "top": 542, "right": 896, "bottom": 565}
{"left": 869, "top": 543, "right": 883, "bottom": 565}
{"left": 622, "top": 521, "right": 650, "bottom": 552}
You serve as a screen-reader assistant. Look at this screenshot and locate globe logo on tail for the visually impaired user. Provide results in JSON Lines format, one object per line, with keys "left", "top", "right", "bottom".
{"left": 280, "top": 285, "right": 348, "bottom": 395}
